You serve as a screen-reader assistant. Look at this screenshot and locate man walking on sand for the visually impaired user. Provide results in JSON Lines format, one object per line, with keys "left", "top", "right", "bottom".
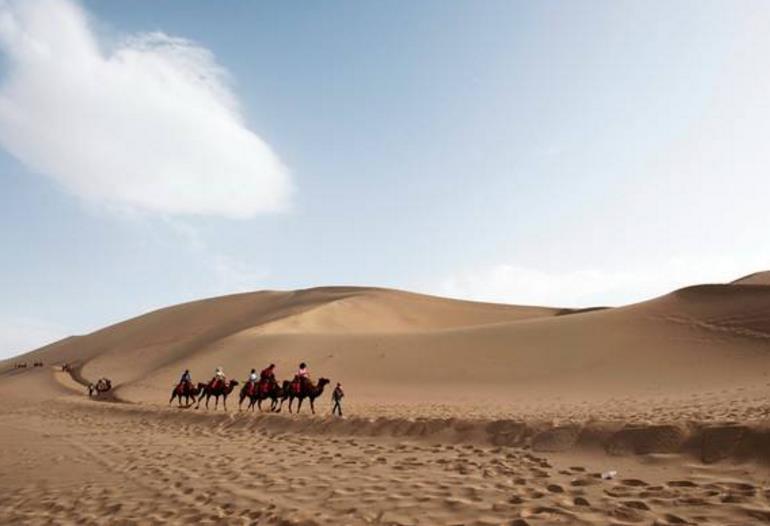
{"left": 331, "top": 382, "right": 344, "bottom": 416}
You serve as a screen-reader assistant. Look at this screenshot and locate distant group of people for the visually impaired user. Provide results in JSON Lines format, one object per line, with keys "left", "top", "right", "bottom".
{"left": 12, "top": 361, "right": 44, "bottom": 369}
{"left": 177, "top": 362, "right": 345, "bottom": 415}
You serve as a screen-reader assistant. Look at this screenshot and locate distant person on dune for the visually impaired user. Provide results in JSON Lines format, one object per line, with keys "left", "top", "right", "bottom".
{"left": 331, "top": 382, "right": 344, "bottom": 416}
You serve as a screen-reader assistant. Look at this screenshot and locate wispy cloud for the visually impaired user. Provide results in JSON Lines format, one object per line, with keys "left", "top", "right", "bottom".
{"left": 437, "top": 258, "right": 766, "bottom": 308}
{"left": 0, "top": 0, "right": 291, "bottom": 218}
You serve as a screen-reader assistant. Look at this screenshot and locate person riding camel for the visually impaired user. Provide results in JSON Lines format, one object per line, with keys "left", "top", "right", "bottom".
{"left": 179, "top": 369, "right": 192, "bottom": 390}
{"left": 293, "top": 362, "right": 310, "bottom": 394}
{"left": 260, "top": 364, "right": 276, "bottom": 382}
{"left": 259, "top": 364, "right": 277, "bottom": 394}
{"left": 247, "top": 368, "right": 258, "bottom": 396}
{"left": 210, "top": 366, "right": 226, "bottom": 389}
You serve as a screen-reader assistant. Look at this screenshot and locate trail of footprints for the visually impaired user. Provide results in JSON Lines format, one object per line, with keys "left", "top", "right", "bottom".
{"left": 2, "top": 403, "right": 770, "bottom": 525}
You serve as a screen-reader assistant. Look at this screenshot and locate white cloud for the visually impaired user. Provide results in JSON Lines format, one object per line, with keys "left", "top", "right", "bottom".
{"left": 0, "top": 0, "right": 291, "bottom": 218}
{"left": 438, "top": 258, "right": 767, "bottom": 308}
{"left": 0, "top": 317, "right": 68, "bottom": 359}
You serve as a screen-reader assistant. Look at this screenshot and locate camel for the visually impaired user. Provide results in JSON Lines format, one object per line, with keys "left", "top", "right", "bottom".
{"left": 169, "top": 381, "right": 204, "bottom": 407}
{"left": 268, "top": 381, "right": 289, "bottom": 412}
{"left": 286, "top": 377, "right": 330, "bottom": 414}
{"left": 88, "top": 378, "right": 112, "bottom": 397}
{"left": 238, "top": 380, "right": 260, "bottom": 411}
{"left": 239, "top": 379, "right": 283, "bottom": 412}
{"left": 196, "top": 379, "right": 239, "bottom": 410}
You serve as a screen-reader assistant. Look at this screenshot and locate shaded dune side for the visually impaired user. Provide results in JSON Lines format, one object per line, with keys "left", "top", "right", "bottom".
{"left": 1, "top": 287, "right": 562, "bottom": 388}
{"left": 634, "top": 283, "right": 770, "bottom": 338}
{"left": 731, "top": 270, "right": 770, "bottom": 285}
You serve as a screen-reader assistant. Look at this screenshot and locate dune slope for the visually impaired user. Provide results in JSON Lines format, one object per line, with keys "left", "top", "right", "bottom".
{"left": 3, "top": 278, "right": 770, "bottom": 415}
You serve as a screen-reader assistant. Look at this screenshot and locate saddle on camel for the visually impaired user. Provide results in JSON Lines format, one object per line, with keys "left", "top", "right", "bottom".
{"left": 239, "top": 364, "right": 279, "bottom": 411}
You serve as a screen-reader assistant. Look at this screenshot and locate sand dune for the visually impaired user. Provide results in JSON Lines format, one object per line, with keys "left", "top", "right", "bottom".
{"left": 6, "top": 277, "right": 770, "bottom": 409}
{"left": 2, "top": 274, "right": 770, "bottom": 524}
{"left": 731, "top": 270, "right": 770, "bottom": 285}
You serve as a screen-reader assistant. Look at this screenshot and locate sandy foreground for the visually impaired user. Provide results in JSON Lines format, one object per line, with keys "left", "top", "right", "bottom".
{"left": 1, "top": 383, "right": 769, "bottom": 525}
{"left": 3, "top": 275, "right": 770, "bottom": 524}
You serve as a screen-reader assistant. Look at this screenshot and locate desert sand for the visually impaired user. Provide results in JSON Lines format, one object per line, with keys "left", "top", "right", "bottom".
{"left": 2, "top": 274, "right": 770, "bottom": 524}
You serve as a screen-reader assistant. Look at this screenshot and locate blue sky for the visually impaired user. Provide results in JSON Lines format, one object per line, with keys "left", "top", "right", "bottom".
{"left": 2, "top": 0, "right": 770, "bottom": 357}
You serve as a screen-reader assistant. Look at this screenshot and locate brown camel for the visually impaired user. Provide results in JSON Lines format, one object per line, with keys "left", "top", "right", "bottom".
{"left": 239, "top": 379, "right": 283, "bottom": 412}
{"left": 196, "top": 379, "right": 239, "bottom": 410}
{"left": 287, "top": 377, "right": 330, "bottom": 414}
{"left": 169, "top": 381, "right": 204, "bottom": 407}
{"left": 268, "top": 381, "right": 289, "bottom": 412}
{"left": 238, "top": 379, "right": 259, "bottom": 411}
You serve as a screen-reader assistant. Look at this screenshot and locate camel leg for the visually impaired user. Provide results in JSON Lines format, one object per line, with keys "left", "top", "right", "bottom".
{"left": 296, "top": 397, "right": 303, "bottom": 414}
{"left": 310, "top": 397, "right": 315, "bottom": 415}
{"left": 223, "top": 396, "right": 227, "bottom": 411}
{"left": 169, "top": 393, "right": 175, "bottom": 405}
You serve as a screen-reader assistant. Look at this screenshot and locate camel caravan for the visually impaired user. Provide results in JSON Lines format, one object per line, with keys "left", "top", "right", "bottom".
{"left": 169, "top": 362, "right": 339, "bottom": 415}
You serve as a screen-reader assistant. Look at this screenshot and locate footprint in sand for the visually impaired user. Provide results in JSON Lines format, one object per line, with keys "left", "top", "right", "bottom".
{"left": 573, "top": 496, "right": 590, "bottom": 507}
{"left": 621, "top": 478, "right": 649, "bottom": 487}
{"left": 667, "top": 480, "right": 698, "bottom": 488}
